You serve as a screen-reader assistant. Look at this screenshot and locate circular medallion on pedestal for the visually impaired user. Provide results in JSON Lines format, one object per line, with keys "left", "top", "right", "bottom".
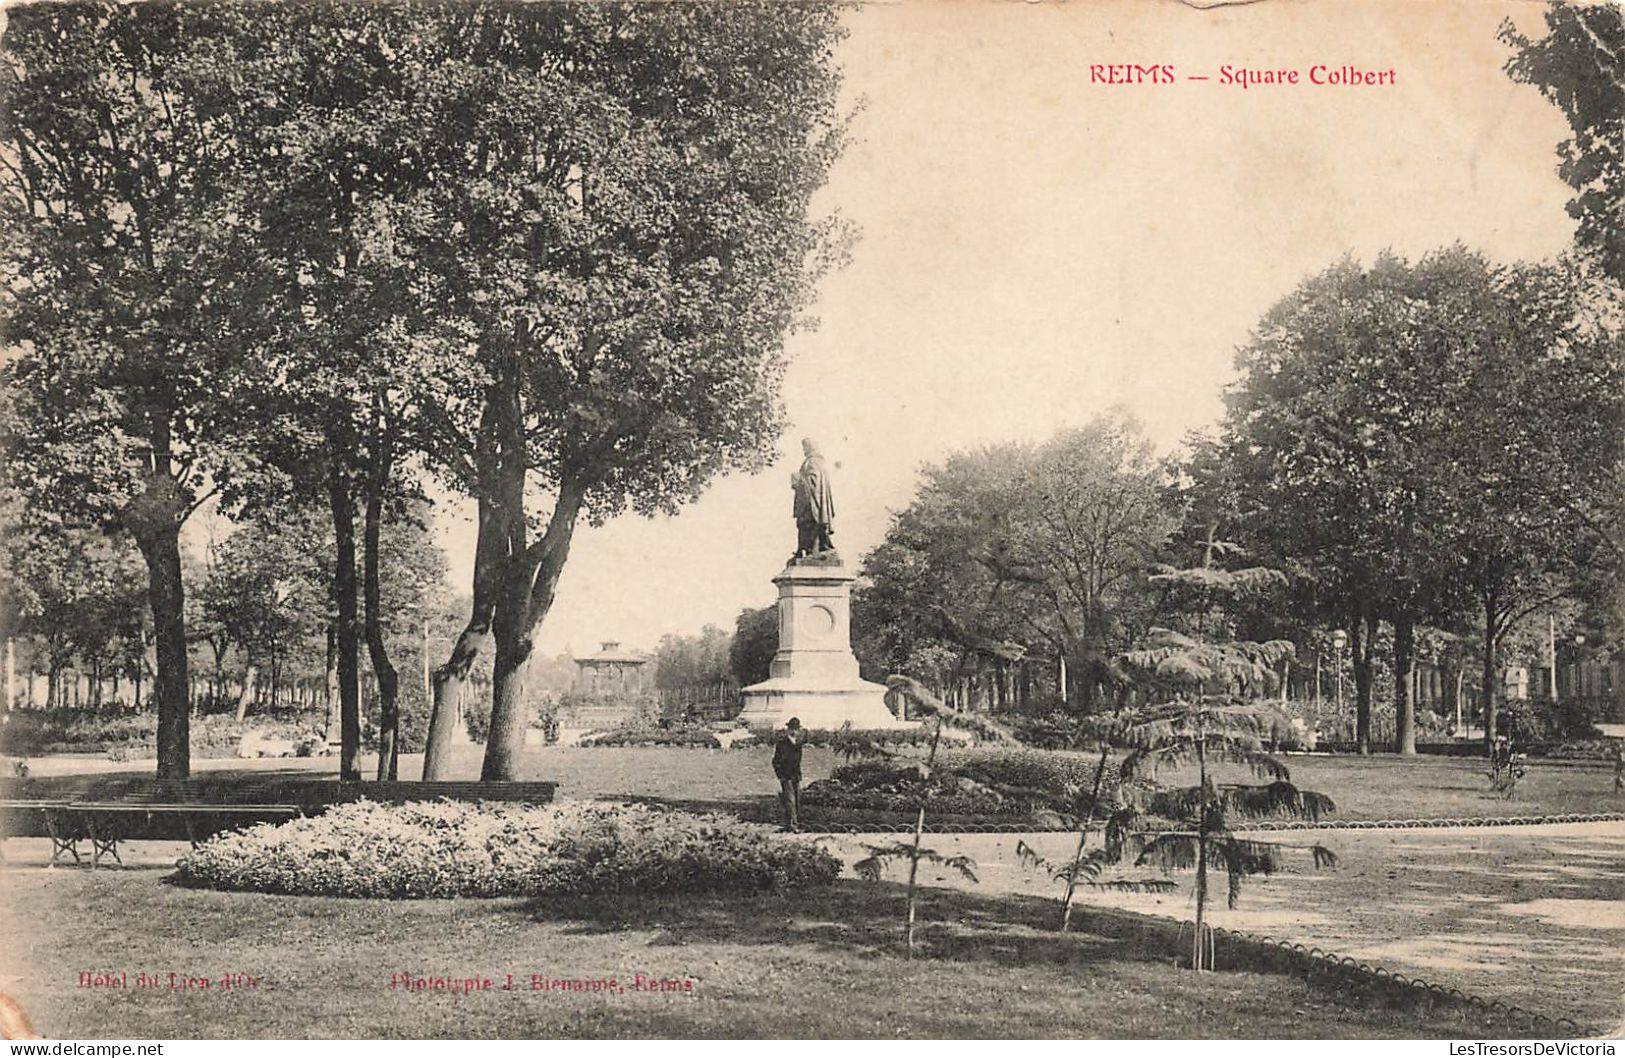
{"left": 802, "top": 604, "right": 837, "bottom": 640}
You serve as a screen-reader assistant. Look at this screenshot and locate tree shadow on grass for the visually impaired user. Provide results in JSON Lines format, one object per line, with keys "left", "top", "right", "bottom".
{"left": 524, "top": 880, "right": 1572, "bottom": 1034}
{"left": 531, "top": 879, "right": 1177, "bottom": 966}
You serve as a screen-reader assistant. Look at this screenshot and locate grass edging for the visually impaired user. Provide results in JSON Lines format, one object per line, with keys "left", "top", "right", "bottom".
{"left": 1204, "top": 924, "right": 1585, "bottom": 1037}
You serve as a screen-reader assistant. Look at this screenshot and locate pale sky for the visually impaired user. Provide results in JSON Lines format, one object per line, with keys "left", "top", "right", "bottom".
{"left": 430, "top": 0, "right": 1577, "bottom": 657}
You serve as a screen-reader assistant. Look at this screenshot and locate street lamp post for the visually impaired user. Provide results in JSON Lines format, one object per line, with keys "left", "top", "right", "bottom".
{"left": 1332, "top": 629, "right": 1348, "bottom": 739}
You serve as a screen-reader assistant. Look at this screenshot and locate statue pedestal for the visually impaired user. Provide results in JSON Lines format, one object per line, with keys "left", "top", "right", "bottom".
{"left": 736, "top": 555, "right": 912, "bottom": 731}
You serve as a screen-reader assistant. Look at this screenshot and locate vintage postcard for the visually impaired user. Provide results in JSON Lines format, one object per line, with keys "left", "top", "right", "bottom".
{"left": 0, "top": 0, "right": 1621, "bottom": 1045}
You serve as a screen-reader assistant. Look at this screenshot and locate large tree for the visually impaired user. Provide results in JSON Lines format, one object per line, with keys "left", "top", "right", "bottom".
{"left": 395, "top": 3, "right": 852, "bottom": 780}
{"left": 0, "top": 3, "right": 258, "bottom": 777}
{"left": 1220, "top": 251, "right": 1490, "bottom": 753}
{"left": 1016, "top": 416, "right": 1181, "bottom": 706}
{"left": 2, "top": 510, "right": 148, "bottom": 708}
{"left": 1433, "top": 260, "right": 1624, "bottom": 744}
{"left": 193, "top": 506, "right": 329, "bottom": 721}
{"left": 1501, "top": 4, "right": 1625, "bottom": 285}
{"left": 177, "top": 2, "right": 470, "bottom": 781}
{"left": 853, "top": 441, "right": 1043, "bottom": 704}
{"left": 1222, "top": 249, "right": 1622, "bottom": 752}
{"left": 854, "top": 414, "right": 1177, "bottom": 710}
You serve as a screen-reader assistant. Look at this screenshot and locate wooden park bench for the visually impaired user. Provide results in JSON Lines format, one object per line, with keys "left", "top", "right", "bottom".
{"left": 0, "top": 778, "right": 556, "bottom": 868}
{"left": 0, "top": 799, "right": 303, "bottom": 868}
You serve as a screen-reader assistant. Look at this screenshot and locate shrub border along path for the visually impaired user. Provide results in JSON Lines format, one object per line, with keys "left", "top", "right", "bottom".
{"left": 1031, "top": 897, "right": 1590, "bottom": 1038}
{"left": 1205, "top": 925, "right": 1582, "bottom": 1037}
{"left": 831, "top": 810, "right": 1625, "bottom": 833}
{"left": 660, "top": 797, "right": 1625, "bottom": 834}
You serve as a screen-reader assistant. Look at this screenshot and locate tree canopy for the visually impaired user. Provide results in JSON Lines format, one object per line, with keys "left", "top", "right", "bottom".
{"left": 1502, "top": 3, "right": 1625, "bottom": 283}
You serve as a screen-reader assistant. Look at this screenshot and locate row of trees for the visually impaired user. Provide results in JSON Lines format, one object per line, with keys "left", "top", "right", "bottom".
{"left": 1, "top": 493, "right": 459, "bottom": 740}
{"left": 853, "top": 247, "right": 1623, "bottom": 752}
{"left": 1214, "top": 249, "right": 1622, "bottom": 752}
{"left": 1, "top": 1, "right": 851, "bottom": 780}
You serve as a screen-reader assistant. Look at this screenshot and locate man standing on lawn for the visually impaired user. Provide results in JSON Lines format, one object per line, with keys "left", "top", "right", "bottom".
{"left": 773, "top": 717, "right": 805, "bottom": 831}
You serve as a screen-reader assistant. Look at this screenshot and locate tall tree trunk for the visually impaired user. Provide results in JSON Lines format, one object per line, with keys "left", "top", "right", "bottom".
{"left": 1350, "top": 610, "right": 1375, "bottom": 755}
{"left": 423, "top": 497, "right": 505, "bottom": 781}
{"left": 135, "top": 524, "right": 190, "bottom": 780}
{"left": 330, "top": 465, "right": 362, "bottom": 782}
{"left": 1441, "top": 657, "right": 1459, "bottom": 717}
{"left": 482, "top": 580, "right": 532, "bottom": 782}
{"left": 1481, "top": 596, "right": 1500, "bottom": 752}
{"left": 235, "top": 663, "right": 257, "bottom": 722}
{"left": 1192, "top": 736, "right": 1209, "bottom": 971}
{"left": 364, "top": 477, "right": 400, "bottom": 783}
{"left": 324, "top": 626, "right": 338, "bottom": 743}
{"left": 424, "top": 621, "right": 487, "bottom": 779}
{"left": 1393, "top": 615, "right": 1416, "bottom": 755}
{"left": 480, "top": 480, "right": 585, "bottom": 783}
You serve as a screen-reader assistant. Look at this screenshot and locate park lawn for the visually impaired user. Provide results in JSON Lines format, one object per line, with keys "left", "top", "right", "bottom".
{"left": 829, "top": 822, "right": 1625, "bottom": 1036}
{"left": 1239, "top": 752, "right": 1620, "bottom": 822}
{"left": 1, "top": 860, "right": 1515, "bottom": 1040}
{"left": 17, "top": 744, "right": 1621, "bottom": 822}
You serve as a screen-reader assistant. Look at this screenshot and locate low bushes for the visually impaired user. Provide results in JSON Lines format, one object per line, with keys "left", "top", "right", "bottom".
{"left": 1005, "top": 712, "right": 1084, "bottom": 750}
{"left": 1527, "top": 738, "right": 1619, "bottom": 762}
{"left": 1, "top": 708, "right": 157, "bottom": 756}
{"left": 578, "top": 723, "right": 721, "bottom": 748}
{"left": 1, "top": 709, "right": 322, "bottom": 760}
{"left": 802, "top": 747, "right": 1104, "bottom": 820}
{"left": 172, "top": 799, "right": 840, "bottom": 898}
{"left": 1504, "top": 698, "right": 1608, "bottom": 743}
{"left": 732, "top": 726, "right": 941, "bottom": 750}
{"left": 570, "top": 723, "right": 949, "bottom": 751}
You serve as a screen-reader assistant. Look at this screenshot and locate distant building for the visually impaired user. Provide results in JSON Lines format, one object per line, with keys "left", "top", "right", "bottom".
{"left": 573, "top": 641, "right": 650, "bottom": 697}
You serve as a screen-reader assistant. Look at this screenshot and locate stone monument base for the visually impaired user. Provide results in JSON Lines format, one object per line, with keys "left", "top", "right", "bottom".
{"left": 735, "top": 675, "right": 911, "bottom": 731}
{"left": 735, "top": 554, "right": 915, "bottom": 732}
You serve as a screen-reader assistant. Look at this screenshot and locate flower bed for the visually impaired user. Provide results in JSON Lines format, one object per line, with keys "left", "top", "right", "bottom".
{"left": 172, "top": 800, "right": 840, "bottom": 898}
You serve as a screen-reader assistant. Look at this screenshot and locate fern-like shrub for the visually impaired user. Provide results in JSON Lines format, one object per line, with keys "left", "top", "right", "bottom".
{"left": 173, "top": 800, "right": 840, "bottom": 898}
{"left": 1111, "top": 698, "right": 1338, "bottom": 971}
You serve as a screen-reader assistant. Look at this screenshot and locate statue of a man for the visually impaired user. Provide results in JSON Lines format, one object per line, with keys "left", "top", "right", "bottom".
{"left": 791, "top": 437, "right": 835, "bottom": 558}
